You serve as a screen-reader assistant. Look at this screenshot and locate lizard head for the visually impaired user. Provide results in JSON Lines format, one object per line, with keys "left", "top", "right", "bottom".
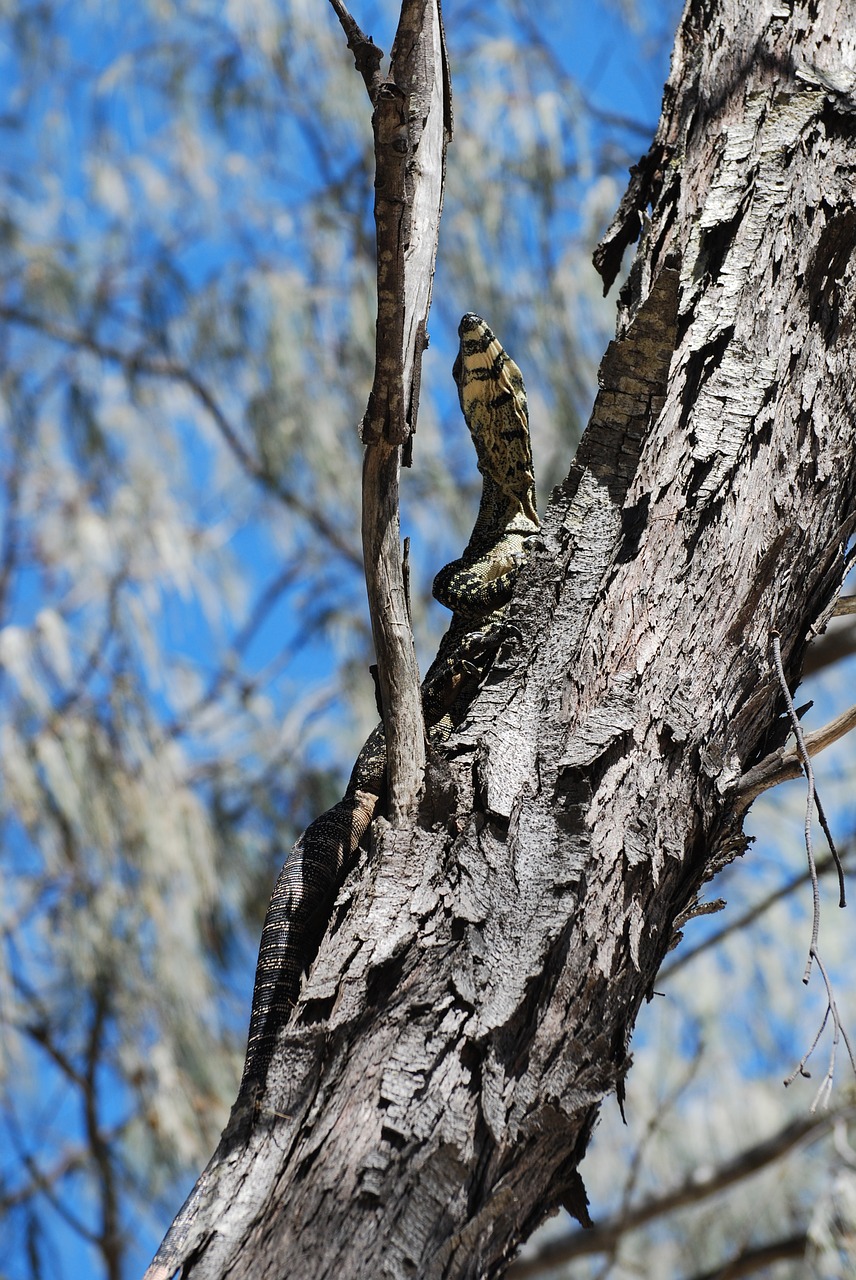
{"left": 453, "top": 313, "right": 539, "bottom": 529}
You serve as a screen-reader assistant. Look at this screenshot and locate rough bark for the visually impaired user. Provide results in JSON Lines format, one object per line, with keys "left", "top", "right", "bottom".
{"left": 148, "top": 0, "right": 856, "bottom": 1275}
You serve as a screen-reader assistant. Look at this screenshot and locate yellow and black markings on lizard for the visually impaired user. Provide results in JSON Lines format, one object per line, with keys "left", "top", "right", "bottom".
{"left": 434, "top": 314, "right": 540, "bottom": 618}
{"left": 453, "top": 313, "right": 538, "bottom": 528}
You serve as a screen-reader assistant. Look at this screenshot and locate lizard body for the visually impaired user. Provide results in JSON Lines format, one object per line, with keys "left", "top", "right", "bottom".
{"left": 240, "top": 314, "right": 538, "bottom": 1091}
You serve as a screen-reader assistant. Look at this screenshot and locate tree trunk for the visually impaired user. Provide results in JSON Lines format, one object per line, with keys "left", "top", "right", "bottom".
{"left": 148, "top": 0, "right": 856, "bottom": 1275}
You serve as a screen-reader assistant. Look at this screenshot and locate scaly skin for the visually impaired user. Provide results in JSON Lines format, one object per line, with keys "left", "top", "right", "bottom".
{"left": 240, "top": 314, "right": 539, "bottom": 1091}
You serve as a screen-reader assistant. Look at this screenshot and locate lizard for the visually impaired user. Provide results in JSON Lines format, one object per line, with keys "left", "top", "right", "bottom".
{"left": 240, "top": 313, "right": 539, "bottom": 1092}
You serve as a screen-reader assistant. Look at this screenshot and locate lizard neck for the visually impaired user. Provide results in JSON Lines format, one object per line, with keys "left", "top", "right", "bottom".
{"left": 463, "top": 472, "right": 539, "bottom": 563}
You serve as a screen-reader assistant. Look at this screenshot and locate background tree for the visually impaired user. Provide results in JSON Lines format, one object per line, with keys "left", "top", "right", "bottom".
{"left": 0, "top": 1, "right": 854, "bottom": 1279}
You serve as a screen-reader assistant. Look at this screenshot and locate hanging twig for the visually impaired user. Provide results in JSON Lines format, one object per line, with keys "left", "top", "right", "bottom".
{"left": 771, "top": 629, "right": 856, "bottom": 1103}
{"left": 785, "top": 949, "right": 856, "bottom": 1109}
{"left": 769, "top": 630, "right": 845, "bottom": 978}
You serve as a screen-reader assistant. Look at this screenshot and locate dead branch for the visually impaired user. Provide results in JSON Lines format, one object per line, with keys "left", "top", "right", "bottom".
{"left": 736, "top": 703, "right": 856, "bottom": 813}
{"left": 660, "top": 843, "right": 854, "bottom": 983}
{"left": 357, "top": 0, "right": 451, "bottom": 820}
{"left": 506, "top": 1112, "right": 847, "bottom": 1278}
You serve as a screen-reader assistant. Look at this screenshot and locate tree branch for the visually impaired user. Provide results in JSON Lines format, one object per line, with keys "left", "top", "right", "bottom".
{"left": 327, "top": 0, "right": 384, "bottom": 96}
{"left": 0, "top": 419, "right": 24, "bottom": 626}
{"left": 804, "top": 616, "right": 856, "bottom": 674}
{"left": 734, "top": 702, "right": 856, "bottom": 814}
{"left": 681, "top": 1233, "right": 808, "bottom": 1280}
{"left": 785, "top": 947, "right": 856, "bottom": 1109}
{"left": 660, "top": 842, "right": 854, "bottom": 983}
{"left": 358, "top": 0, "right": 451, "bottom": 820}
{"left": 0, "top": 303, "right": 363, "bottom": 570}
{"left": 506, "top": 1112, "right": 846, "bottom": 1277}
{"left": 0, "top": 1126, "right": 126, "bottom": 1213}
{"left": 83, "top": 978, "right": 123, "bottom": 1280}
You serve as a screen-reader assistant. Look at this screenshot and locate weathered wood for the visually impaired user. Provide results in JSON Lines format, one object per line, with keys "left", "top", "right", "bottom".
{"left": 361, "top": 0, "right": 451, "bottom": 822}
{"left": 146, "top": 0, "right": 856, "bottom": 1275}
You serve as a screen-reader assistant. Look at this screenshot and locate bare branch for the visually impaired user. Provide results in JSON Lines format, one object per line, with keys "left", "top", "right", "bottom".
{"left": 506, "top": 1113, "right": 846, "bottom": 1277}
{"left": 83, "top": 980, "right": 123, "bottom": 1280}
{"left": 681, "top": 1233, "right": 808, "bottom": 1280}
{"left": 0, "top": 1127, "right": 124, "bottom": 1213}
{"left": 767, "top": 629, "right": 818, "bottom": 977}
{"left": 804, "top": 617, "right": 856, "bottom": 674}
{"left": 327, "top": 0, "right": 384, "bottom": 96}
{"left": 163, "top": 560, "right": 304, "bottom": 737}
{"left": 0, "top": 421, "right": 24, "bottom": 626}
{"left": 660, "top": 843, "right": 854, "bottom": 983}
{"left": 358, "top": 0, "right": 451, "bottom": 820}
{"left": 0, "top": 303, "right": 363, "bottom": 570}
{"left": 56, "top": 566, "right": 127, "bottom": 715}
{"left": 735, "top": 702, "right": 856, "bottom": 813}
{"left": 769, "top": 632, "right": 845, "bottom": 941}
{"left": 785, "top": 948, "right": 856, "bottom": 1107}
{"left": 612, "top": 1055, "right": 704, "bottom": 1224}
{"left": 4, "top": 1110, "right": 100, "bottom": 1246}
{"left": 14, "top": 1144, "right": 101, "bottom": 1245}
{"left": 767, "top": 637, "right": 855, "bottom": 1099}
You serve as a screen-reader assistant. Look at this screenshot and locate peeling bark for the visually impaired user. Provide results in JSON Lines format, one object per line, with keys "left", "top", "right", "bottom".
{"left": 147, "top": 0, "right": 856, "bottom": 1276}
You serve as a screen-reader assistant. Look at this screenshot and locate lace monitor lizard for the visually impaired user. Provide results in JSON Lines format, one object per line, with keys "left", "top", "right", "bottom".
{"left": 241, "top": 313, "right": 539, "bottom": 1091}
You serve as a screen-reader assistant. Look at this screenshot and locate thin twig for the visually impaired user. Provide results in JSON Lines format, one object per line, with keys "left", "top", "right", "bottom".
{"left": 164, "top": 560, "right": 304, "bottom": 736}
{"left": 326, "top": 0, "right": 384, "bottom": 96}
{"left": 0, "top": 304, "right": 363, "bottom": 570}
{"left": 786, "top": 949, "right": 856, "bottom": 1109}
{"left": 813, "top": 788, "right": 846, "bottom": 908}
{"left": 785, "top": 1003, "right": 830, "bottom": 1089}
{"left": 680, "top": 1233, "right": 808, "bottom": 1280}
{"left": 0, "top": 422, "right": 24, "bottom": 626}
{"left": 614, "top": 1054, "right": 703, "bottom": 1221}
{"left": 771, "top": 632, "right": 823, "bottom": 977}
{"left": 55, "top": 565, "right": 127, "bottom": 715}
{"left": 0, "top": 1122, "right": 126, "bottom": 1212}
{"left": 660, "top": 843, "right": 853, "bottom": 982}
{"left": 14, "top": 1143, "right": 100, "bottom": 1243}
{"left": 804, "top": 618, "right": 856, "bottom": 675}
{"left": 766, "top": 630, "right": 855, "bottom": 1101}
{"left": 505, "top": 1112, "right": 844, "bottom": 1277}
{"left": 510, "top": 1, "right": 656, "bottom": 142}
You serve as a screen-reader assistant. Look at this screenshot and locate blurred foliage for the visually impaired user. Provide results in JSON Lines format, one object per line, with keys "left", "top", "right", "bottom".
{"left": 0, "top": 2, "right": 853, "bottom": 1279}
